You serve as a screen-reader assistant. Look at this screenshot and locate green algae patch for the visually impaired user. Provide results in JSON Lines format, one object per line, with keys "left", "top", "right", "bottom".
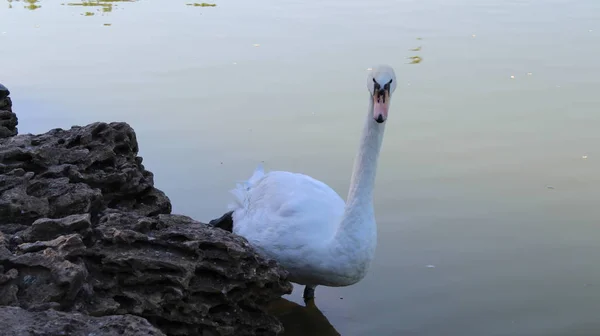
{"left": 9, "top": 0, "right": 43, "bottom": 10}
{"left": 408, "top": 55, "right": 422, "bottom": 64}
{"left": 65, "top": 0, "right": 137, "bottom": 13}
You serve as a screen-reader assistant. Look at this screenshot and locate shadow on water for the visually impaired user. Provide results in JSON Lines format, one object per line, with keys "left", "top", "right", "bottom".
{"left": 268, "top": 298, "right": 341, "bottom": 336}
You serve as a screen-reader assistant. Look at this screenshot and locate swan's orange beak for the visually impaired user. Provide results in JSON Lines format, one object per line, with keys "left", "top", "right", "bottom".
{"left": 373, "top": 90, "right": 389, "bottom": 123}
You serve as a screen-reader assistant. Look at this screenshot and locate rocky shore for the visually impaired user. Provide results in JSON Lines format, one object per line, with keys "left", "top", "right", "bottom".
{"left": 0, "top": 84, "right": 17, "bottom": 138}
{"left": 0, "top": 86, "right": 293, "bottom": 335}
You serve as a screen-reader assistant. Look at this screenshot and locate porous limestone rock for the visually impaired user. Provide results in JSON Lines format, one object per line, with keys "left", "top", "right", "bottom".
{"left": 0, "top": 83, "right": 17, "bottom": 138}
{"left": 0, "top": 120, "right": 292, "bottom": 335}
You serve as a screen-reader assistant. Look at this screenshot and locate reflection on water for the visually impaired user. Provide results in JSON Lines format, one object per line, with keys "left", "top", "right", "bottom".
{"left": 268, "top": 298, "right": 340, "bottom": 336}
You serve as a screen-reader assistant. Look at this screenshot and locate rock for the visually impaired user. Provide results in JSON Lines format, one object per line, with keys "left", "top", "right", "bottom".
{"left": 0, "top": 121, "right": 292, "bottom": 335}
{"left": 0, "top": 306, "right": 167, "bottom": 336}
{"left": 209, "top": 210, "right": 234, "bottom": 232}
{"left": 0, "top": 122, "right": 171, "bottom": 222}
{"left": 24, "top": 213, "right": 92, "bottom": 242}
{"left": 0, "top": 83, "right": 9, "bottom": 100}
{"left": 0, "top": 83, "right": 16, "bottom": 138}
{"left": 86, "top": 210, "right": 291, "bottom": 335}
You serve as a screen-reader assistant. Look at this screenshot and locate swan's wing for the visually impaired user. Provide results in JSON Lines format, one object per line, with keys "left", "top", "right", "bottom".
{"left": 231, "top": 170, "right": 345, "bottom": 251}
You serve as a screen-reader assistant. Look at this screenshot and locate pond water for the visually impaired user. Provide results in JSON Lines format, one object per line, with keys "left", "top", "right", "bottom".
{"left": 2, "top": 0, "right": 600, "bottom": 335}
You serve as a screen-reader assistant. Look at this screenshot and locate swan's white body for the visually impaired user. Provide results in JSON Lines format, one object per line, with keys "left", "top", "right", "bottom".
{"left": 230, "top": 167, "right": 373, "bottom": 287}
{"left": 227, "top": 65, "right": 396, "bottom": 292}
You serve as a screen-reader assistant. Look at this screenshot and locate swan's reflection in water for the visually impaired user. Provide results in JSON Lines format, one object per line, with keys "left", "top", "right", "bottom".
{"left": 268, "top": 298, "right": 341, "bottom": 336}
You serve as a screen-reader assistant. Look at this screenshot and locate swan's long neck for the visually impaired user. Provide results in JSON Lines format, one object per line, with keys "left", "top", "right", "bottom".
{"left": 331, "top": 95, "right": 385, "bottom": 275}
{"left": 345, "top": 97, "right": 385, "bottom": 215}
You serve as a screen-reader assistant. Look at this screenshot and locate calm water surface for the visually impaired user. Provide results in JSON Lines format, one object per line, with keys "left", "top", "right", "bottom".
{"left": 2, "top": 1, "right": 600, "bottom": 335}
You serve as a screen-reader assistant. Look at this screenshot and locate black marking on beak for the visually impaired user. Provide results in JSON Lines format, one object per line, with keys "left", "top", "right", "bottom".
{"left": 376, "top": 115, "right": 385, "bottom": 123}
{"left": 376, "top": 89, "right": 386, "bottom": 103}
{"left": 373, "top": 78, "right": 392, "bottom": 103}
{"left": 373, "top": 78, "right": 381, "bottom": 92}
{"left": 384, "top": 80, "right": 392, "bottom": 92}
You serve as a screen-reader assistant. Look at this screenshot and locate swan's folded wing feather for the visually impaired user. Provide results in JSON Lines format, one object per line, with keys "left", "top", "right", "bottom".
{"left": 231, "top": 170, "right": 345, "bottom": 252}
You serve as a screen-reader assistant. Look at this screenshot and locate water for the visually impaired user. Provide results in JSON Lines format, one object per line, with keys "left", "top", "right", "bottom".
{"left": 2, "top": 0, "right": 600, "bottom": 335}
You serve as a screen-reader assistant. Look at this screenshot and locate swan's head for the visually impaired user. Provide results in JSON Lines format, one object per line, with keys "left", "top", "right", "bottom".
{"left": 367, "top": 65, "right": 397, "bottom": 124}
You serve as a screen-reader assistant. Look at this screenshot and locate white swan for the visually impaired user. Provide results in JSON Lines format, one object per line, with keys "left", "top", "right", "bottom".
{"left": 211, "top": 65, "right": 397, "bottom": 300}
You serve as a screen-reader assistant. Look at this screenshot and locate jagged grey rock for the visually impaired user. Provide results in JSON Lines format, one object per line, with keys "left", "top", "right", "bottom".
{"left": 0, "top": 83, "right": 16, "bottom": 138}
{"left": 0, "top": 306, "right": 167, "bottom": 336}
{"left": 0, "top": 121, "right": 292, "bottom": 335}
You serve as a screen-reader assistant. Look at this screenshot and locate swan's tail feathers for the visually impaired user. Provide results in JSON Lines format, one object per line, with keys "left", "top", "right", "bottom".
{"left": 227, "top": 163, "right": 266, "bottom": 212}
{"left": 248, "top": 163, "right": 265, "bottom": 186}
